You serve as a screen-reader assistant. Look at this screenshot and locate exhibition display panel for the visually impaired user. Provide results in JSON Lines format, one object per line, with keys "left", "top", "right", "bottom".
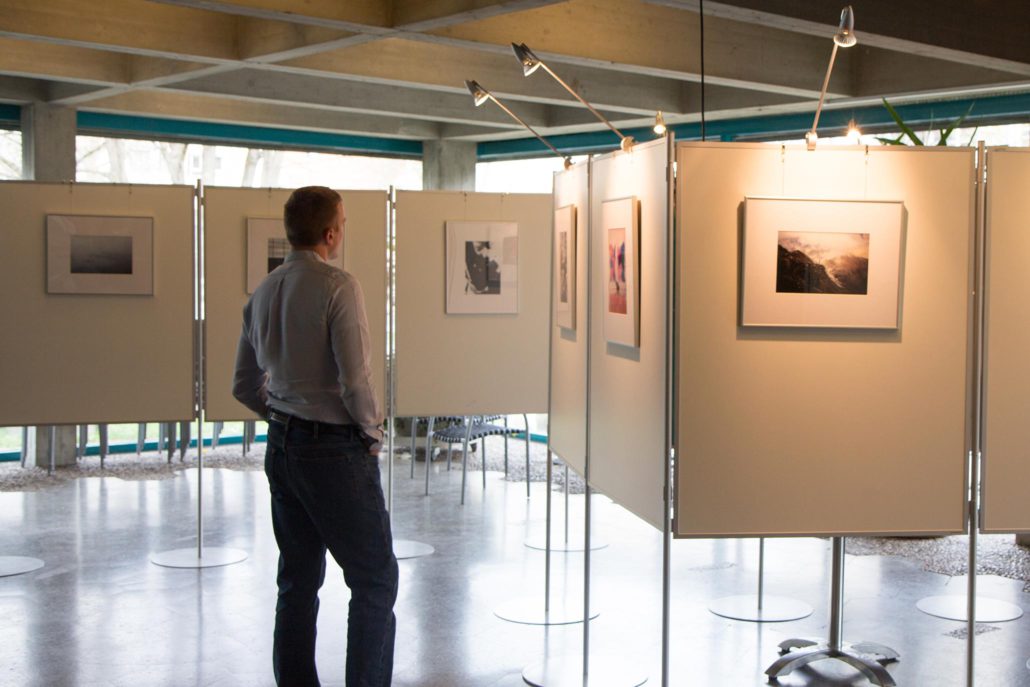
{"left": 393, "top": 190, "right": 550, "bottom": 417}
{"left": 203, "top": 187, "right": 388, "bottom": 421}
{"left": 675, "top": 143, "right": 975, "bottom": 538}
{"left": 549, "top": 162, "right": 590, "bottom": 476}
{"left": 587, "top": 138, "right": 672, "bottom": 531}
{"left": 981, "top": 147, "right": 1030, "bottom": 533}
{"left": 0, "top": 182, "right": 194, "bottom": 425}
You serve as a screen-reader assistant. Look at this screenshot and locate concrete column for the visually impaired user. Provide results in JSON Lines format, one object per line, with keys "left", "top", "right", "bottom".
{"left": 21, "top": 103, "right": 76, "bottom": 182}
{"left": 422, "top": 140, "right": 476, "bottom": 191}
{"left": 22, "top": 102, "right": 78, "bottom": 467}
{"left": 1017, "top": 534, "right": 1030, "bottom": 548}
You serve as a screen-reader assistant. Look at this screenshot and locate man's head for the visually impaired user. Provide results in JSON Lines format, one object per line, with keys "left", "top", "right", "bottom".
{"left": 284, "top": 186, "right": 345, "bottom": 259}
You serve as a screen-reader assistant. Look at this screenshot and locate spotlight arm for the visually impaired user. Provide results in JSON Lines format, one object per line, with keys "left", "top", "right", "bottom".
{"left": 537, "top": 62, "right": 633, "bottom": 149}
{"left": 488, "top": 92, "right": 573, "bottom": 168}
{"left": 806, "top": 42, "right": 839, "bottom": 150}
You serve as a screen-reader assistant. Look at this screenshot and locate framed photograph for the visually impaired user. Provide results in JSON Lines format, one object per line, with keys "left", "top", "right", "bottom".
{"left": 601, "top": 197, "right": 639, "bottom": 346}
{"left": 741, "top": 197, "right": 906, "bottom": 329}
{"left": 554, "top": 205, "right": 577, "bottom": 330}
{"left": 246, "top": 217, "right": 344, "bottom": 293}
{"left": 46, "top": 214, "right": 154, "bottom": 295}
{"left": 445, "top": 220, "right": 519, "bottom": 315}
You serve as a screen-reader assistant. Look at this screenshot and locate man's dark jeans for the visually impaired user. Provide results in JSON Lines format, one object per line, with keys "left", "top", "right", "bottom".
{"left": 265, "top": 418, "right": 398, "bottom": 687}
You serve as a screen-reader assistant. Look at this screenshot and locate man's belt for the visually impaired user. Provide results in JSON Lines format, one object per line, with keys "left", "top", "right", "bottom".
{"left": 268, "top": 410, "right": 358, "bottom": 436}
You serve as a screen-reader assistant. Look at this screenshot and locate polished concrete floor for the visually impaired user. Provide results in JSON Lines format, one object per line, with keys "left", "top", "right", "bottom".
{"left": 1, "top": 448, "right": 1029, "bottom": 687}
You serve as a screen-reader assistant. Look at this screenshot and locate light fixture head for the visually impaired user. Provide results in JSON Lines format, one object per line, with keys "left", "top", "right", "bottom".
{"left": 465, "top": 79, "right": 491, "bottom": 107}
{"left": 653, "top": 111, "right": 667, "bottom": 136}
{"left": 511, "top": 42, "right": 542, "bottom": 76}
{"left": 846, "top": 118, "right": 862, "bottom": 142}
{"left": 833, "top": 6, "right": 857, "bottom": 47}
{"left": 805, "top": 130, "right": 819, "bottom": 151}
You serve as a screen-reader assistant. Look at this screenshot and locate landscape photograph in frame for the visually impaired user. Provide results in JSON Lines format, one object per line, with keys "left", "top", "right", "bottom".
{"left": 46, "top": 214, "right": 154, "bottom": 295}
{"left": 601, "top": 196, "right": 639, "bottom": 347}
{"left": 445, "top": 220, "right": 519, "bottom": 314}
{"left": 554, "top": 204, "right": 576, "bottom": 329}
{"left": 246, "top": 217, "right": 345, "bottom": 294}
{"left": 741, "top": 197, "right": 905, "bottom": 329}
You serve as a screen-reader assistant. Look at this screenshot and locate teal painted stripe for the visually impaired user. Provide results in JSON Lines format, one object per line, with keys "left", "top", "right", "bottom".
{"left": 478, "top": 92, "right": 1030, "bottom": 160}
{"left": 0, "top": 104, "right": 20, "bottom": 126}
{"left": 0, "top": 434, "right": 268, "bottom": 462}
{"left": 76, "top": 112, "right": 423, "bottom": 158}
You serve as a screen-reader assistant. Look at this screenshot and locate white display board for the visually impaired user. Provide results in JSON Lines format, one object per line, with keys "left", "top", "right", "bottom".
{"left": 675, "top": 143, "right": 974, "bottom": 538}
{"left": 0, "top": 182, "right": 195, "bottom": 424}
{"left": 204, "top": 188, "right": 388, "bottom": 421}
{"left": 550, "top": 162, "right": 590, "bottom": 477}
{"left": 588, "top": 138, "right": 672, "bottom": 530}
{"left": 982, "top": 147, "right": 1030, "bottom": 533}
{"left": 394, "top": 191, "right": 550, "bottom": 417}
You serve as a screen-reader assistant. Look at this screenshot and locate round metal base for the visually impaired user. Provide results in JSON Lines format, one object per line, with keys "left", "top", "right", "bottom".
{"left": 523, "top": 655, "right": 647, "bottom": 687}
{"left": 151, "top": 547, "right": 248, "bottom": 569}
{"left": 494, "top": 595, "right": 598, "bottom": 626}
{"left": 916, "top": 595, "right": 1023, "bottom": 623}
{"left": 525, "top": 533, "right": 608, "bottom": 552}
{"left": 394, "top": 539, "right": 434, "bottom": 560}
{"left": 708, "top": 594, "right": 813, "bottom": 622}
{"left": 0, "top": 556, "right": 44, "bottom": 577}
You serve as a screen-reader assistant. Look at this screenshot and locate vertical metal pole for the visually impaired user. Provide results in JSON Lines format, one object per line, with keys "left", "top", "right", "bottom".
{"left": 582, "top": 156, "right": 594, "bottom": 682}
{"left": 968, "top": 140, "right": 988, "bottom": 687}
{"left": 828, "top": 537, "right": 845, "bottom": 653}
{"left": 564, "top": 464, "right": 570, "bottom": 544}
{"left": 757, "top": 538, "right": 766, "bottom": 611}
{"left": 195, "top": 179, "right": 204, "bottom": 558}
{"left": 545, "top": 448, "right": 552, "bottom": 614}
{"left": 661, "top": 133, "right": 676, "bottom": 687}
{"left": 387, "top": 188, "right": 396, "bottom": 513}
{"left": 48, "top": 425, "right": 55, "bottom": 475}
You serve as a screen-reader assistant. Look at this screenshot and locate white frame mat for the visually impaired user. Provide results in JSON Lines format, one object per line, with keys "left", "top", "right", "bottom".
{"left": 601, "top": 196, "right": 639, "bottom": 347}
{"left": 554, "top": 205, "right": 577, "bottom": 331}
{"left": 741, "top": 197, "right": 905, "bottom": 329}
{"left": 445, "top": 220, "right": 519, "bottom": 315}
{"left": 47, "top": 214, "right": 154, "bottom": 295}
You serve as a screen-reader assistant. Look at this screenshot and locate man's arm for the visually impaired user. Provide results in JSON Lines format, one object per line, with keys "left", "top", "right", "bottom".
{"left": 328, "top": 273, "right": 384, "bottom": 449}
{"left": 232, "top": 324, "right": 269, "bottom": 419}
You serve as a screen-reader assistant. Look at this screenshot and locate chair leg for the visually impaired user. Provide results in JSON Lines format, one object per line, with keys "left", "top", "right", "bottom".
{"left": 179, "top": 421, "right": 190, "bottom": 461}
{"left": 503, "top": 416, "right": 509, "bottom": 477}
{"left": 482, "top": 436, "right": 487, "bottom": 489}
{"left": 524, "top": 413, "right": 531, "bottom": 499}
{"left": 212, "top": 422, "right": 223, "bottom": 449}
{"left": 167, "top": 423, "right": 176, "bottom": 463}
{"left": 137, "top": 423, "right": 146, "bottom": 454}
{"left": 78, "top": 425, "right": 88, "bottom": 461}
{"left": 461, "top": 417, "right": 472, "bottom": 505}
{"left": 21, "top": 427, "right": 29, "bottom": 468}
{"left": 425, "top": 417, "right": 435, "bottom": 496}
{"left": 410, "top": 417, "right": 417, "bottom": 479}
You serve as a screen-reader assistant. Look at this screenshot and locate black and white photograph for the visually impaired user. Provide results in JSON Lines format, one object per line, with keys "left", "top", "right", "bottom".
{"left": 553, "top": 204, "right": 576, "bottom": 329}
{"left": 445, "top": 220, "right": 518, "bottom": 314}
{"left": 776, "top": 230, "right": 869, "bottom": 295}
{"left": 266, "top": 237, "right": 290, "bottom": 273}
{"left": 246, "top": 217, "right": 345, "bottom": 294}
{"left": 741, "top": 197, "right": 904, "bottom": 329}
{"left": 463, "top": 240, "right": 502, "bottom": 295}
{"left": 46, "top": 215, "right": 154, "bottom": 295}
{"left": 70, "top": 235, "right": 134, "bottom": 275}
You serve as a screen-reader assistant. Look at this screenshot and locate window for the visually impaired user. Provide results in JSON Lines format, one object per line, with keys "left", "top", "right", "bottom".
{"left": 0, "top": 130, "right": 22, "bottom": 180}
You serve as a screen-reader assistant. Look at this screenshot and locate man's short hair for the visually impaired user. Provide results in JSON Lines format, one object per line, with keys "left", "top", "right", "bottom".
{"left": 284, "top": 186, "right": 342, "bottom": 247}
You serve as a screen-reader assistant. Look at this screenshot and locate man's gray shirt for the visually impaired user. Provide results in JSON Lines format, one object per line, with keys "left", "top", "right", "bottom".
{"left": 232, "top": 249, "right": 383, "bottom": 445}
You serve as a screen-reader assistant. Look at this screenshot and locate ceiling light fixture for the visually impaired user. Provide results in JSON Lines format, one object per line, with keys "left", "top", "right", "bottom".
{"left": 806, "top": 6, "right": 858, "bottom": 150}
{"left": 511, "top": 42, "right": 634, "bottom": 152}
{"left": 653, "top": 111, "right": 667, "bottom": 136}
{"left": 464, "top": 79, "right": 572, "bottom": 169}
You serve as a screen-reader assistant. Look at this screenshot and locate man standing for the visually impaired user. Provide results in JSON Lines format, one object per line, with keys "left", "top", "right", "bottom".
{"left": 233, "top": 186, "right": 397, "bottom": 687}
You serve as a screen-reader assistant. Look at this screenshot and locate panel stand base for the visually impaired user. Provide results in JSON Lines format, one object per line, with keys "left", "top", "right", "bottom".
{"left": 151, "top": 547, "right": 248, "bottom": 568}
{"left": 709, "top": 594, "right": 812, "bottom": 623}
{"left": 394, "top": 539, "right": 434, "bottom": 560}
{"left": 494, "top": 595, "right": 597, "bottom": 626}
{"left": 523, "top": 654, "right": 647, "bottom": 686}
{"left": 0, "top": 556, "right": 44, "bottom": 577}
{"left": 916, "top": 595, "right": 1023, "bottom": 622}
{"left": 525, "top": 533, "right": 607, "bottom": 552}
{"left": 766, "top": 639, "right": 899, "bottom": 686}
